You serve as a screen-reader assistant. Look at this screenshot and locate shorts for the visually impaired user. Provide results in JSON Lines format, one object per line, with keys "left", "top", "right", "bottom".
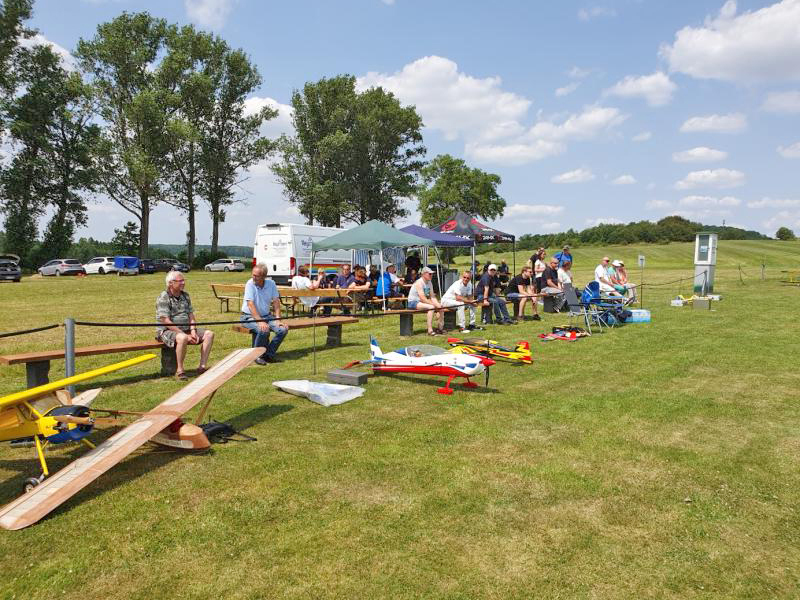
{"left": 157, "top": 327, "right": 208, "bottom": 348}
{"left": 407, "top": 300, "right": 419, "bottom": 310}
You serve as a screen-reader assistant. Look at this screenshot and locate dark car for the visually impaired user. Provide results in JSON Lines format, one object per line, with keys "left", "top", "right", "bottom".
{"left": 138, "top": 259, "right": 156, "bottom": 274}
{"left": 152, "top": 258, "right": 191, "bottom": 273}
{"left": 0, "top": 254, "right": 21, "bottom": 282}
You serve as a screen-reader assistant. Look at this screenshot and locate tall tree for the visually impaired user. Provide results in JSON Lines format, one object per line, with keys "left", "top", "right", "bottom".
{"left": 158, "top": 25, "right": 217, "bottom": 263}
{"left": 273, "top": 75, "right": 425, "bottom": 227}
{"left": 0, "top": 44, "right": 65, "bottom": 260}
{"left": 417, "top": 154, "right": 505, "bottom": 227}
{"left": 199, "top": 45, "right": 274, "bottom": 252}
{"left": 776, "top": 226, "right": 795, "bottom": 241}
{"left": 0, "top": 0, "right": 33, "bottom": 122}
{"left": 77, "top": 12, "right": 172, "bottom": 258}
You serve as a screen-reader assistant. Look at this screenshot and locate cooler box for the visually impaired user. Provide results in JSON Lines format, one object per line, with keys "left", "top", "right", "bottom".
{"left": 627, "top": 309, "right": 651, "bottom": 323}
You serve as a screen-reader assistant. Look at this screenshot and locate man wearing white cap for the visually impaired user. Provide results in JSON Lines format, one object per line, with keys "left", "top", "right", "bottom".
{"left": 594, "top": 256, "right": 622, "bottom": 296}
{"left": 476, "top": 264, "right": 515, "bottom": 325}
{"left": 442, "top": 270, "right": 479, "bottom": 332}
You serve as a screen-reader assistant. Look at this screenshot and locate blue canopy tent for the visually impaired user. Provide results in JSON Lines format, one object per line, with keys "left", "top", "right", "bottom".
{"left": 399, "top": 225, "right": 475, "bottom": 293}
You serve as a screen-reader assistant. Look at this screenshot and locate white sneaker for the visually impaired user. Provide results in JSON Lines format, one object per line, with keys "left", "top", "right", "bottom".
{"left": 460, "top": 328, "right": 471, "bottom": 333}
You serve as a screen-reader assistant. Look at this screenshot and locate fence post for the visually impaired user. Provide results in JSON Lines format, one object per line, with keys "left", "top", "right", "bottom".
{"left": 65, "top": 317, "right": 76, "bottom": 396}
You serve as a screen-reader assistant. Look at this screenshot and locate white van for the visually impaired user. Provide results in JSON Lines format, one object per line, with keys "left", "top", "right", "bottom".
{"left": 252, "top": 223, "right": 351, "bottom": 284}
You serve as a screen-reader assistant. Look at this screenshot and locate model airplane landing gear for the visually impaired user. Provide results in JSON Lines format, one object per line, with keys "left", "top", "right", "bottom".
{"left": 462, "top": 378, "right": 478, "bottom": 388}
{"left": 23, "top": 475, "right": 45, "bottom": 494}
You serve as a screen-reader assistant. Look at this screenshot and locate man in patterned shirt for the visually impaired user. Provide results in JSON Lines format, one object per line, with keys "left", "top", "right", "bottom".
{"left": 156, "top": 270, "right": 215, "bottom": 380}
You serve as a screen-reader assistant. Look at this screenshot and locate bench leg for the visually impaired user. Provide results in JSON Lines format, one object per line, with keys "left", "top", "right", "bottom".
{"left": 160, "top": 346, "right": 178, "bottom": 376}
{"left": 443, "top": 310, "right": 457, "bottom": 331}
{"left": 326, "top": 324, "right": 343, "bottom": 347}
{"left": 512, "top": 298, "right": 520, "bottom": 317}
{"left": 26, "top": 361, "right": 50, "bottom": 388}
{"left": 481, "top": 306, "right": 493, "bottom": 325}
{"left": 399, "top": 313, "right": 414, "bottom": 336}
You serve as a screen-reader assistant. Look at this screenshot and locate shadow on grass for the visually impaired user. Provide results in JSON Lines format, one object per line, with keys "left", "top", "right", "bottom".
{"left": 0, "top": 403, "right": 294, "bottom": 521}
{"left": 374, "top": 373, "right": 500, "bottom": 395}
{"left": 73, "top": 370, "right": 165, "bottom": 392}
{"left": 278, "top": 341, "right": 359, "bottom": 361}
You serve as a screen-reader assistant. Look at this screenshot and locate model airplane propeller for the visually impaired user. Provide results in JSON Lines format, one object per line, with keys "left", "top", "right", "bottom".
{"left": 0, "top": 347, "right": 262, "bottom": 530}
{"left": 447, "top": 337, "right": 532, "bottom": 364}
{"left": 345, "top": 337, "right": 494, "bottom": 395}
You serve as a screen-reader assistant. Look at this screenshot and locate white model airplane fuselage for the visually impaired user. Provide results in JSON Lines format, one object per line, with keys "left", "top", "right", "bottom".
{"left": 368, "top": 337, "right": 493, "bottom": 394}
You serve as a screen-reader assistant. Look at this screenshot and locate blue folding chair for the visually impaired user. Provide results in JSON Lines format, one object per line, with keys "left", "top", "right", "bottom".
{"left": 581, "top": 282, "right": 626, "bottom": 329}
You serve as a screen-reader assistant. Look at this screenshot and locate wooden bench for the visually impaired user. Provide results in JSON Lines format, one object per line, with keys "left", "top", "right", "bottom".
{"left": 276, "top": 287, "right": 355, "bottom": 317}
{"left": 231, "top": 316, "right": 359, "bottom": 348}
{"left": 0, "top": 340, "right": 165, "bottom": 388}
{"left": 211, "top": 283, "right": 246, "bottom": 312}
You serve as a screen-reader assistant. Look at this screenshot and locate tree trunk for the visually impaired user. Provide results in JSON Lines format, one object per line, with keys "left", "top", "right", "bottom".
{"left": 139, "top": 193, "right": 149, "bottom": 258}
{"left": 210, "top": 199, "right": 219, "bottom": 254}
{"left": 186, "top": 143, "right": 196, "bottom": 263}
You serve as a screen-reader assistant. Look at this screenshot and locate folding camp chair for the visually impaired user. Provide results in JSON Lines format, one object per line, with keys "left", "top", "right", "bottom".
{"left": 563, "top": 284, "right": 592, "bottom": 335}
{"left": 582, "top": 282, "right": 625, "bottom": 329}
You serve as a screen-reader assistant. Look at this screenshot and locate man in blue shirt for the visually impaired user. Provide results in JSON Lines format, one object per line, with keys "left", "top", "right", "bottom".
{"left": 239, "top": 263, "right": 288, "bottom": 364}
{"left": 553, "top": 245, "right": 573, "bottom": 268}
{"left": 322, "top": 264, "right": 355, "bottom": 315}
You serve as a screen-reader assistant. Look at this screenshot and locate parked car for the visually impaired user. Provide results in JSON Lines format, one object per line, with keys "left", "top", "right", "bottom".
{"left": 83, "top": 256, "right": 118, "bottom": 275}
{"left": 0, "top": 254, "right": 21, "bottom": 282}
{"left": 138, "top": 259, "right": 156, "bottom": 274}
{"left": 204, "top": 258, "right": 245, "bottom": 272}
{"left": 152, "top": 258, "right": 191, "bottom": 273}
{"left": 38, "top": 259, "right": 85, "bottom": 276}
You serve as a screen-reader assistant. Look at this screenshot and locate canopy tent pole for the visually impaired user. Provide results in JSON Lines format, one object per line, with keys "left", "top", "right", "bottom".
{"left": 512, "top": 238, "right": 516, "bottom": 275}
{"left": 380, "top": 250, "right": 386, "bottom": 311}
{"left": 433, "top": 246, "right": 443, "bottom": 296}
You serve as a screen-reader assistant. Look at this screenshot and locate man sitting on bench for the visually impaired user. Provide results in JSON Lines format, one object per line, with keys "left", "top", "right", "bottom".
{"left": 240, "top": 263, "right": 287, "bottom": 365}
{"left": 156, "top": 270, "right": 215, "bottom": 381}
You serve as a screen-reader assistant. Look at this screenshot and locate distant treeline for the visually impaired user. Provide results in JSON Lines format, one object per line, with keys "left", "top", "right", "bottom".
{"left": 514, "top": 216, "right": 767, "bottom": 251}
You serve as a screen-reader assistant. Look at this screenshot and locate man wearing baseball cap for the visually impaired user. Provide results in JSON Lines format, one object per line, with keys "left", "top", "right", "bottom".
{"left": 554, "top": 245, "right": 573, "bottom": 268}
{"left": 475, "top": 263, "right": 515, "bottom": 325}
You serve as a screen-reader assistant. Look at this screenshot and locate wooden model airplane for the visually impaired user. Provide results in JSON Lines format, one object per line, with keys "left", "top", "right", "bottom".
{"left": 0, "top": 347, "right": 262, "bottom": 530}
{"left": 446, "top": 337, "right": 532, "bottom": 364}
{"left": 346, "top": 337, "right": 494, "bottom": 395}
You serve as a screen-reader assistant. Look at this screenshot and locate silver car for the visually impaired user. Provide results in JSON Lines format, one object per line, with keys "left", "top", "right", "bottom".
{"left": 38, "top": 259, "right": 86, "bottom": 277}
{"left": 204, "top": 258, "right": 245, "bottom": 272}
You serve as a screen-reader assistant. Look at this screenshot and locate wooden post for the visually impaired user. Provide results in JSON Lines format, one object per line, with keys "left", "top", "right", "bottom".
{"left": 399, "top": 313, "right": 414, "bottom": 336}
{"left": 160, "top": 346, "right": 178, "bottom": 376}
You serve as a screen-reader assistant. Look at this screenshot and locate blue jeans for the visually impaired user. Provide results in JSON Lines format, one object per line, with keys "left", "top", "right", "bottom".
{"left": 485, "top": 296, "right": 510, "bottom": 321}
{"left": 239, "top": 314, "right": 288, "bottom": 359}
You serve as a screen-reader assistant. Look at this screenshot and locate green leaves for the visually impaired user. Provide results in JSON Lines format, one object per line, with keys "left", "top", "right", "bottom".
{"left": 273, "top": 75, "right": 425, "bottom": 227}
{"left": 417, "top": 154, "right": 505, "bottom": 227}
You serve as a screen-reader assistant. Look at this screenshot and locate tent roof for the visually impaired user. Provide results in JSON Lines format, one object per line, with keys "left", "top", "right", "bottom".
{"left": 311, "top": 220, "right": 433, "bottom": 252}
{"left": 399, "top": 224, "right": 474, "bottom": 247}
{"left": 433, "top": 210, "right": 515, "bottom": 243}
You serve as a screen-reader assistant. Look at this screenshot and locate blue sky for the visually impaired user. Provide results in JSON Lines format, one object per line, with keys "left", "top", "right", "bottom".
{"left": 22, "top": 0, "right": 800, "bottom": 244}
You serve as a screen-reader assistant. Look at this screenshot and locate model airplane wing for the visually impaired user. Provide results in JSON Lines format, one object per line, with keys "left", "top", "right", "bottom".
{"left": 0, "top": 354, "right": 156, "bottom": 411}
{"left": 0, "top": 347, "right": 262, "bottom": 531}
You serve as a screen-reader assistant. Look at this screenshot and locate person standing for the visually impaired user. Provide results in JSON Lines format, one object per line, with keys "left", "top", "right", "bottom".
{"left": 441, "top": 270, "right": 479, "bottom": 332}
{"left": 553, "top": 245, "right": 573, "bottom": 268}
{"left": 240, "top": 263, "right": 288, "bottom": 365}
{"left": 156, "top": 271, "right": 215, "bottom": 381}
{"left": 408, "top": 266, "right": 445, "bottom": 335}
{"left": 533, "top": 248, "right": 547, "bottom": 293}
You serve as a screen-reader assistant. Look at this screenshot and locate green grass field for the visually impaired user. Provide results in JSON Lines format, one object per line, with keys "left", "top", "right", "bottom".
{"left": 1, "top": 239, "right": 799, "bottom": 599}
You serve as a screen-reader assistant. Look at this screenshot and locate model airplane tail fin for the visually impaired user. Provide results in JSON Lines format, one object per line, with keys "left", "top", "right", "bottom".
{"left": 369, "top": 336, "right": 383, "bottom": 359}
{"left": 517, "top": 341, "right": 530, "bottom": 350}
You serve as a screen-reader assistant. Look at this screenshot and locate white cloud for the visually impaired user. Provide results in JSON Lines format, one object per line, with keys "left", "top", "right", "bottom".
{"left": 632, "top": 131, "right": 652, "bottom": 142}
{"left": 680, "top": 113, "right": 747, "bottom": 133}
{"left": 243, "top": 96, "right": 294, "bottom": 138}
{"left": 646, "top": 182, "right": 657, "bottom": 191}
{"left": 763, "top": 210, "right": 800, "bottom": 230}
{"left": 555, "top": 82, "right": 580, "bottom": 97}
{"left": 646, "top": 199, "right": 672, "bottom": 209}
{"left": 18, "top": 34, "right": 76, "bottom": 71}
{"left": 672, "top": 146, "right": 728, "bottom": 163}
{"left": 611, "top": 174, "right": 636, "bottom": 185}
{"left": 674, "top": 168, "right": 746, "bottom": 190}
{"left": 552, "top": 168, "right": 595, "bottom": 184}
{"left": 358, "top": 56, "right": 530, "bottom": 143}
{"left": 661, "top": 0, "right": 800, "bottom": 84}
{"left": 778, "top": 142, "right": 800, "bottom": 158}
{"left": 585, "top": 217, "right": 623, "bottom": 226}
{"left": 761, "top": 90, "right": 800, "bottom": 114}
{"left": 185, "top": 0, "right": 235, "bottom": 30}
{"left": 578, "top": 6, "right": 616, "bottom": 21}
{"left": 359, "top": 56, "right": 627, "bottom": 166}
{"left": 505, "top": 204, "right": 565, "bottom": 218}
{"left": 678, "top": 195, "right": 741, "bottom": 207}
{"left": 568, "top": 66, "right": 591, "bottom": 79}
{"left": 604, "top": 72, "right": 677, "bottom": 107}
{"left": 747, "top": 197, "right": 800, "bottom": 208}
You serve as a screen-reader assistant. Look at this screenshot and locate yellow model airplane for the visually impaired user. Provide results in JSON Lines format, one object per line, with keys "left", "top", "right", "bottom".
{"left": 0, "top": 347, "right": 262, "bottom": 530}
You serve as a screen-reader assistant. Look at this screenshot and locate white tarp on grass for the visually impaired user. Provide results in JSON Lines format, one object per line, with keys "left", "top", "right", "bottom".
{"left": 272, "top": 380, "right": 365, "bottom": 407}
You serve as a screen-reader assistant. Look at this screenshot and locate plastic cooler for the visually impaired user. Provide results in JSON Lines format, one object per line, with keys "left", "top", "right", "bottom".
{"left": 627, "top": 309, "right": 651, "bottom": 323}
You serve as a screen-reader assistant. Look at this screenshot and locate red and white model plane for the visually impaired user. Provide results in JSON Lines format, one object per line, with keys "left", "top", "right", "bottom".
{"left": 360, "top": 337, "right": 494, "bottom": 395}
